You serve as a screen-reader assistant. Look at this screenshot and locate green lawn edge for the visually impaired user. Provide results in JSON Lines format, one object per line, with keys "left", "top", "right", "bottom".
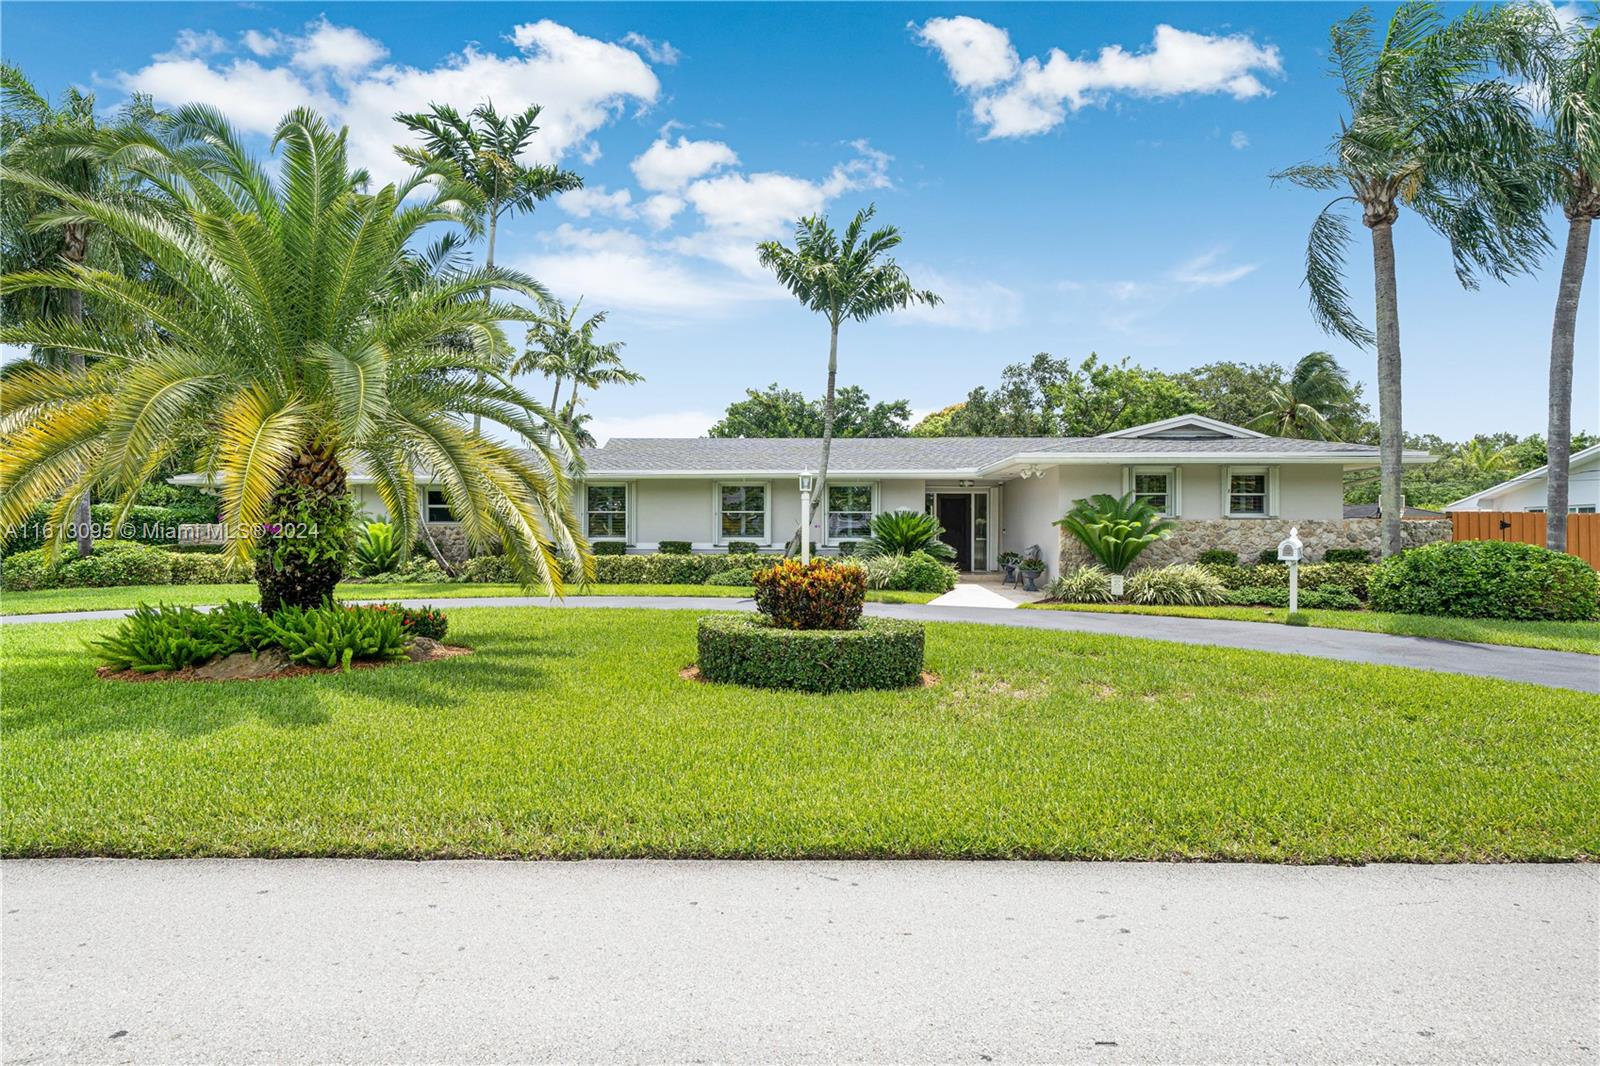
{"left": 1020, "top": 601, "right": 1600, "bottom": 655}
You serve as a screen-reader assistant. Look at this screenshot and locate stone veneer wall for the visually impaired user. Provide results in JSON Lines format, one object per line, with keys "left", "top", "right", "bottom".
{"left": 1059, "top": 518, "right": 1451, "bottom": 571}
{"left": 421, "top": 523, "right": 470, "bottom": 564}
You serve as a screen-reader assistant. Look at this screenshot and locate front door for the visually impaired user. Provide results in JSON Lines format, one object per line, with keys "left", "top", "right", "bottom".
{"left": 935, "top": 494, "right": 972, "bottom": 571}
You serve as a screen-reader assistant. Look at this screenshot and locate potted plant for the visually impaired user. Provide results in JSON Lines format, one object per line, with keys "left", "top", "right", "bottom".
{"left": 1017, "top": 556, "right": 1046, "bottom": 592}
{"left": 1054, "top": 493, "right": 1175, "bottom": 598}
{"left": 999, "top": 551, "right": 1021, "bottom": 584}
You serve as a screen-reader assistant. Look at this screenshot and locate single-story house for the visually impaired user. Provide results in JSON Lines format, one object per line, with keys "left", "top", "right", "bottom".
{"left": 1444, "top": 443, "right": 1600, "bottom": 514}
{"left": 172, "top": 415, "right": 1443, "bottom": 575}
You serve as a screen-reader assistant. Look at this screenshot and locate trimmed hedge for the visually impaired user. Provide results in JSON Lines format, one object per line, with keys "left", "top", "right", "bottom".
{"left": 592, "top": 541, "right": 627, "bottom": 556}
{"left": 696, "top": 614, "right": 925, "bottom": 692}
{"left": 726, "top": 540, "right": 760, "bottom": 554}
{"left": 658, "top": 540, "right": 692, "bottom": 555}
{"left": 1369, "top": 540, "right": 1599, "bottom": 621}
{"left": 1200, "top": 562, "right": 1375, "bottom": 601}
{"left": 705, "top": 568, "right": 754, "bottom": 586}
{"left": 594, "top": 552, "right": 767, "bottom": 585}
{"left": 1225, "top": 584, "right": 1363, "bottom": 611}
{"left": 2, "top": 543, "right": 242, "bottom": 591}
{"left": 1197, "top": 549, "right": 1238, "bottom": 566}
{"left": 1323, "top": 547, "right": 1372, "bottom": 564}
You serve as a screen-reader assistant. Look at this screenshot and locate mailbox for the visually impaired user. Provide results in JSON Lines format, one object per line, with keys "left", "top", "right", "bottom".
{"left": 1276, "top": 527, "right": 1303, "bottom": 563}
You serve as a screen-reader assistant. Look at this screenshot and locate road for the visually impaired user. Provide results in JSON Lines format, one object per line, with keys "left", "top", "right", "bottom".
{"left": 3, "top": 859, "right": 1596, "bottom": 1064}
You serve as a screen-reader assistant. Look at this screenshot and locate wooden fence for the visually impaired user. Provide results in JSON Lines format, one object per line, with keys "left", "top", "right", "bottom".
{"left": 1450, "top": 511, "right": 1600, "bottom": 568}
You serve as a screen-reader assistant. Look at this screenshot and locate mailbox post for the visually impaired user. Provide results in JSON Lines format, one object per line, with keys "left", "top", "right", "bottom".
{"left": 1277, "top": 527, "right": 1304, "bottom": 613}
{"left": 798, "top": 471, "right": 815, "bottom": 564}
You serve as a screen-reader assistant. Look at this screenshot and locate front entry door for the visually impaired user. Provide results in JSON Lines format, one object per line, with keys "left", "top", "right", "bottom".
{"left": 935, "top": 494, "right": 972, "bottom": 571}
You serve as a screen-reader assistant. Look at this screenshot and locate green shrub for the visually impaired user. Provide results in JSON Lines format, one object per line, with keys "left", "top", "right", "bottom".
{"left": 208, "top": 600, "right": 277, "bottom": 653}
{"left": 168, "top": 552, "right": 240, "bottom": 585}
{"left": 1323, "top": 547, "right": 1372, "bottom": 564}
{"left": 1258, "top": 549, "right": 1283, "bottom": 566}
{"left": 56, "top": 544, "right": 174, "bottom": 589}
{"left": 90, "top": 603, "right": 227, "bottom": 673}
{"left": 1125, "top": 564, "right": 1227, "bottom": 606}
{"left": 370, "top": 603, "right": 449, "bottom": 640}
{"left": 1048, "top": 565, "right": 1114, "bottom": 603}
{"left": 726, "top": 540, "right": 760, "bottom": 554}
{"left": 1285, "top": 612, "right": 1311, "bottom": 627}
{"left": 1224, "top": 584, "right": 1362, "bottom": 611}
{"left": 592, "top": 540, "right": 627, "bottom": 556}
{"left": 366, "top": 557, "right": 452, "bottom": 584}
{"left": 858, "top": 510, "right": 956, "bottom": 562}
{"left": 705, "top": 568, "right": 755, "bottom": 586}
{"left": 753, "top": 558, "right": 866, "bottom": 629}
{"left": 857, "top": 554, "right": 900, "bottom": 590}
{"left": 1369, "top": 540, "right": 1599, "bottom": 621}
{"left": 658, "top": 540, "right": 692, "bottom": 555}
{"left": 886, "top": 550, "right": 957, "bottom": 593}
{"left": 353, "top": 522, "right": 402, "bottom": 576}
{"left": 458, "top": 555, "right": 514, "bottom": 583}
{"left": 1197, "top": 549, "right": 1238, "bottom": 566}
{"left": 1201, "top": 561, "right": 1375, "bottom": 601}
{"left": 593, "top": 552, "right": 765, "bottom": 585}
{"left": 696, "top": 614, "right": 924, "bottom": 692}
{"left": 836, "top": 541, "right": 858, "bottom": 556}
{"left": 133, "top": 483, "right": 220, "bottom": 526}
{"left": 266, "top": 603, "right": 408, "bottom": 671}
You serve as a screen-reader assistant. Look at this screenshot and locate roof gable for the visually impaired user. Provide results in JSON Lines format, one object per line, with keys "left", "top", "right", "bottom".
{"left": 1098, "top": 415, "right": 1267, "bottom": 440}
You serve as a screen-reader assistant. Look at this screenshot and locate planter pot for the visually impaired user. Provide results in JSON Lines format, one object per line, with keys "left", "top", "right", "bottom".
{"left": 1021, "top": 570, "right": 1043, "bottom": 592}
{"left": 1001, "top": 563, "right": 1017, "bottom": 584}
{"left": 1109, "top": 573, "right": 1125, "bottom": 598}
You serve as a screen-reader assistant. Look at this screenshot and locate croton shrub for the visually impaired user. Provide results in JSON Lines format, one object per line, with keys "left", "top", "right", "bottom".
{"left": 752, "top": 558, "right": 865, "bottom": 630}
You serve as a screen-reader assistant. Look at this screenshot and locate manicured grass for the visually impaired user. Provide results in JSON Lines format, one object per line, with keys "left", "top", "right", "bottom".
{"left": 1021, "top": 601, "right": 1600, "bottom": 655}
{"left": 0, "top": 581, "right": 938, "bottom": 615}
{"left": 3, "top": 608, "right": 1595, "bottom": 862}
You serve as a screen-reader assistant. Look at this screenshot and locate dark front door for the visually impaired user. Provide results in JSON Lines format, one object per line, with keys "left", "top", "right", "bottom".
{"left": 935, "top": 494, "right": 972, "bottom": 571}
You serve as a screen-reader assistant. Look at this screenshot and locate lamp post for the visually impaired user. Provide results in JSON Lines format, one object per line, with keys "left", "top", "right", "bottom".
{"left": 798, "top": 471, "right": 815, "bottom": 564}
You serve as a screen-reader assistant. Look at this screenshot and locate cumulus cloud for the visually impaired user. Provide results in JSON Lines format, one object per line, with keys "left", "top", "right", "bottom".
{"left": 241, "top": 29, "right": 282, "bottom": 57}
{"left": 290, "top": 18, "right": 387, "bottom": 75}
{"left": 558, "top": 185, "right": 637, "bottom": 220}
{"left": 916, "top": 17, "right": 1282, "bottom": 138}
{"left": 630, "top": 134, "right": 739, "bottom": 192}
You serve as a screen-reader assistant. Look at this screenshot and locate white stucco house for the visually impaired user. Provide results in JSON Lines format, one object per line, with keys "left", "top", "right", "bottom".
{"left": 1444, "top": 444, "right": 1600, "bottom": 514}
{"left": 172, "top": 415, "right": 1437, "bottom": 575}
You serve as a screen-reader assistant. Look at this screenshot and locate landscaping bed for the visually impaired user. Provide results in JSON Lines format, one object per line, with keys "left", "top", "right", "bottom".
{"left": 3, "top": 608, "right": 1596, "bottom": 862}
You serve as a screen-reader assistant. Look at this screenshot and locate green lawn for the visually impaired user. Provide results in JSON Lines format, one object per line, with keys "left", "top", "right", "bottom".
{"left": 3, "top": 608, "right": 1595, "bottom": 862}
{"left": 0, "top": 582, "right": 938, "bottom": 615}
{"left": 1021, "top": 601, "right": 1600, "bottom": 655}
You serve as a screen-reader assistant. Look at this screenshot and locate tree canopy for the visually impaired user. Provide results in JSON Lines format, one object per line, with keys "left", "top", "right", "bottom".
{"left": 709, "top": 384, "right": 911, "bottom": 438}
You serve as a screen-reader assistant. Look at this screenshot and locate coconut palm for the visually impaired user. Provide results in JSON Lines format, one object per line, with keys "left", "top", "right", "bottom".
{"left": 0, "top": 107, "right": 586, "bottom": 609}
{"left": 1249, "top": 351, "right": 1361, "bottom": 440}
{"left": 757, "top": 205, "right": 940, "bottom": 551}
{"left": 1455, "top": 438, "right": 1515, "bottom": 478}
{"left": 394, "top": 101, "right": 582, "bottom": 433}
{"left": 1274, "top": 2, "right": 1548, "bottom": 556}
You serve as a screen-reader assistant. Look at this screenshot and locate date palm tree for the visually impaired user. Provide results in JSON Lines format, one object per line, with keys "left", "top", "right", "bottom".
{"left": 0, "top": 106, "right": 586, "bottom": 608}
{"left": 394, "top": 101, "right": 582, "bottom": 433}
{"left": 1249, "top": 351, "right": 1361, "bottom": 440}
{"left": 1275, "top": 2, "right": 1547, "bottom": 555}
{"left": 757, "top": 205, "right": 940, "bottom": 551}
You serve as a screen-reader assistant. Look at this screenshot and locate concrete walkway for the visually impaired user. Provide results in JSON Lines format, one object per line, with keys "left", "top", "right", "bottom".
{"left": 6, "top": 594, "right": 1593, "bottom": 691}
{"left": 3, "top": 859, "right": 1595, "bottom": 1064}
{"left": 927, "top": 580, "right": 1020, "bottom": 609}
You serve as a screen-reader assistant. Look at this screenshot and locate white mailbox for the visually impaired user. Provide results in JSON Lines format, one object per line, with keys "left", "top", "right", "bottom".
{"left": 1276, "top": 527, "right": 1303, "bottom": 563}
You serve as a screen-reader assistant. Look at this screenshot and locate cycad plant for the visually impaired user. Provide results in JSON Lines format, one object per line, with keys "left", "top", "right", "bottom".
{"left": 1055, "top": 493, "right": 1175, "bottom": 597}
{"left": 855, "top": 509, "right": 957, "bottom": 562}
{"left": 0, "top": 107, "right": 586, "bottom": 609}
{"left": 1275, "top": 2, "right": 1547, "bottom": 556}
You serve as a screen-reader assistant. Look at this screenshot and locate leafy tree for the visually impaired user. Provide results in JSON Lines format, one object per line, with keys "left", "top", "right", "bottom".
{"left": 909, "top": 401, "right": 965, "bottom": 437}
{"left": 1175, "top": 360, "right": 1292, "bottom": 427}
{"left": 1343, "top": 430, "right": 1599, "bottom": 509}
{"left": 708, "top": 384, "right": 912, "bottom": 438}
{"left": 1453, "top": 438, "right": 1515, "bottom": 478}
{"left": 0, "top": 107, "right": 585, "bottom": 609}
{"left": 512, "top": 297, "right": 640, "bottom": 445}
{"left": 942, "top": 353, "right": 1200, "bottom": 437}
{"left": 1275, "top": 2, "right": 1548, "bottom": 555}
{"left": 757, "top": 205, "right": 939, "bottom": 548}
{"left": 395, "top": 101, "right": 582, "bottom": 433}
{"left": 1249, "top": 351, "right": 1363, "bottom": 439}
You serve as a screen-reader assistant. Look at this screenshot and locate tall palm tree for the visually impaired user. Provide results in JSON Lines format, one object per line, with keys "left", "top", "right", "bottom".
{"left": 1, "top": 64, "right": 157, "bottom": 556}
{"left": 394, "top": 101, "right": 582, "bottom": 433}
{"left": 0, "top": 107, "right": 586, "bottom": 608}
{"left": 1249, "top": 351, "right": 1361, "bottom": 439}
{"left": 1495, "top": 6, "right": 1600, "bottom": 551}
{"left": 757, "top": 205, "right": 940, "bottom": 550}
{"left": 511, "top": 297, "right": 641, "bottom": 447}
{"left": 1275, "top": 2, "right": 1548, "bottom": 555}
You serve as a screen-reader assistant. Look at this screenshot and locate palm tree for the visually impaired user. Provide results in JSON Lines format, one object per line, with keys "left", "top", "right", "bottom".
{"left": 1249, "top": 351, "right": 1361, "bottom": 439}
{"left": 1455, "top": 438, "right": 1515, "bottom": 478}
{"left": 395, "top": 101, "right": 582, "bottom": 434}
{"left": 757, "top": 205, "right": 940, "bottom": 550}
{"left": 1495, "top": 7, "right": 1600, "bottom": 551}
{"left": 511, "top": 297, "right": 641, "bottom": 444}
{"left": 1, "top": 64, "right": 157, "bottom": 556}
{"left": 1275, "top": 3, "right": 1548, "bottom": 555}
{"left": 0, "top": 107, "right": 586, "bottom": 609}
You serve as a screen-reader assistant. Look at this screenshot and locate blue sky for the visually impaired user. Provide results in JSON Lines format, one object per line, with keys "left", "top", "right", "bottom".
{"left": 4, "top": 1, "right": 1595, "bottom": 442}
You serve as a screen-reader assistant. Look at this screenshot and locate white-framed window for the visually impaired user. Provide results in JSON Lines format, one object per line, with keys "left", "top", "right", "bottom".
{"left": 1129, "top": 466, "right": 1178, "bottom": 516}
{"left": 585, "top": 483, "right": 628, "bottom": 540}
{"left": 425, "top": 488, "right": 455, "bottom": 524}
{"left": 716, "top": 482, "right": 769, "bottom": 543}
{"left": 826, "top": 483, "right": 875, "bottom": 543}
{"left": 1225, "top": 467, "right": 1272, "bottom": 518}
{"left": 1576, "top": 505, "right": 1598, "bottom": 514}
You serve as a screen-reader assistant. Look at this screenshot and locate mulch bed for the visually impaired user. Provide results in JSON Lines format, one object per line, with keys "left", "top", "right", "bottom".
{"left": 679, "top": 664, "right": 939, "bottom": 688}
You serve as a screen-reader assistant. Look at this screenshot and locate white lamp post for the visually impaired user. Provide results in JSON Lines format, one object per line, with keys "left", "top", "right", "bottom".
{"left": 1277, "top": 526, "right": 1304, "bottom": 613}
{"left": 798, "top": 471, "right": 815, "bottom": 564}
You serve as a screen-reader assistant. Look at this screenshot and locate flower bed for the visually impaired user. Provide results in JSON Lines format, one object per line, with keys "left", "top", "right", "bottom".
{"left": 695, "top": 614, "right": 925, "bottom": 692}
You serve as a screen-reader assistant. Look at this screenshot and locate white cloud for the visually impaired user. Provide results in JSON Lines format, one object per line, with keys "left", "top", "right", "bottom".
{"left": 1170, "top": 248, "right": 1256, "bottom": 287}
{"left": 892, "top": 268, "right": 1024, "bottom": 332}
{"left": 630, "top": 135, "right": 739, "bottom": 192}
{"left": 122, "top": 19, "right": 659, "bottom": 183}
{"left": 158, "top": 29, "right": 229, "bottom": 60}
{"left": 639, "top": 194, "right": 685, "bottom": 229}
{"left": 619, "top": 32, "right": 680, "bottom": 66}
{"left": 913, "top": 16, "right": 1018, "bottom": 90}
{"left": 1230, "top": 130, "right": 1250, "bottom": 150}
{"left": 585, "top": 410, "right": 714, "bottom": 445}
{"left": 559, "top": 185, "right": 637, "bottom": 220}
{"left": 917, "top": 18, "right": 1283, "bottom": 139}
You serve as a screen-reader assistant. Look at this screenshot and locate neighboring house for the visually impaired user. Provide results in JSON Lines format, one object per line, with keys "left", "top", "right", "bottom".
{"left": 171, "top": 415, "right": 1439, "bottom": 575}
{"left": 1443, "top": 444, "right": 1600, "bottom": 514}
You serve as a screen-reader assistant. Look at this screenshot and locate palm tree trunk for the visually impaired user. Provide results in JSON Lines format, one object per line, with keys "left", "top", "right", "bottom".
{"left": 1545, "top": 211, "right": 1592, "bottom": 552}
{"left": 253, "top": 441, "right": 351, "bottom": 612}
{"left": 475, "top": 210, "right": 499, "bottom": 436}
{"left": 1370, "top": 220, "right": 1404, "bottom": 557}
{"left": 65, "top": 224, "right": 92, "bottom": 559}
{"left": 551, "top": 377, "right": 563, "bottom": 412}
{"left": 811, "top": 320, "right": 840, "bottom": 524}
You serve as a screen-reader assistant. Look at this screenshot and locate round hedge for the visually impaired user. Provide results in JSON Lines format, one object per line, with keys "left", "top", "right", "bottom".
{"left": 1368, "top": 540, "right": 1599, "bottom": 621}
{"left": 696, "top": 614, "right": 925, "bottom": 692}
